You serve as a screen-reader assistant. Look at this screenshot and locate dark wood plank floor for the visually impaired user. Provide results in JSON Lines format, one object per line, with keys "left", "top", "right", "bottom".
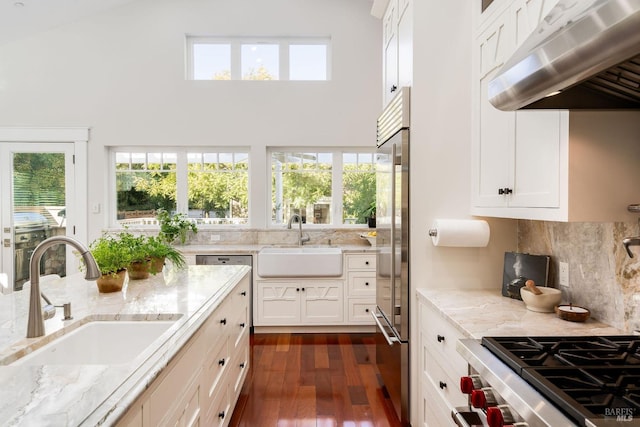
{"left": 229, "top": 333, "right": 402, "bottom": 427}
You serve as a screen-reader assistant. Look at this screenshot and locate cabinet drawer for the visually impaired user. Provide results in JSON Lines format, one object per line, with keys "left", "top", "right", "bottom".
{"left": 347, "top": 298, "right": 376, "bottom": 323}
{"left": 204, "top": 337, "right": 230, "bottom": 400}
{"left": 424, "top": 339, "right": 468, "bottom": 408}
{"left": 347, "top": 271, "right": 376, "bottom": 296}
{"left": 347, "top": 254, "right": 376, "bottom": 270}
{"left": 230, "top": 302, "right": 249, "bottom": 351}
{"left": 422, "top": 376, "right": 457, "bottom": 427}
{"left": 231, "top": 333, "right": 250, "bottom": 399}
{"left": 420, "top": 305, "right": 468, "bottom": 377}
{"left": 204, "top": 384, "right": 230, "bottom": 427}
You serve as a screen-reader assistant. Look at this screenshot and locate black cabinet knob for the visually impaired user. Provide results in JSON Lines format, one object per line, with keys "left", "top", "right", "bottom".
{"left": 301, "top": 287, "right": 305, "bottom": 291}
{"left": 296, "top": 288, "right": 300, "bottom": 292}
{"left": 218, "top": 359, "right": 225, "bottom": 366}
{"left": 218, "top": 411, "right": 225, "bottom": 419}
{"left": 439, "top": 381, "right": 447, "bottom": 389}
{"left": 437, "top": 334, "right": 445, "bottom": 343}
{"left": 240, "top": 362, "right": 246, "bottom": 368}
{"left": 240, "top": 322, "right": 246, "bottom": 328}
{"left": 365, "top": 261, "right": 370, "bottom": 265}
{"left": 498, "top": 187, "right": 513, "bottom": 195}
{"left": 365, "top": 282, "right": 369, "bottom": 286}
{"left": 220, "top": 318, "right": 227, "bottom": 325}
{"left": 391, "top": 85, "right": 398, "bottom": 92}
{"left": 365, "top": 308, "right": 369, "bottom": 313}
{"left": 241, "top": 291, "right": 247, "bottom": 296}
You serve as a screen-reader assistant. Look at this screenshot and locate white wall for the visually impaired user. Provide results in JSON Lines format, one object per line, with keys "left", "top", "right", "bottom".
{"left": 0, "top": 0, "right": 381, "bottom": 239}
{"left": 410, "top": 0, "right": 517, "bottom": 423}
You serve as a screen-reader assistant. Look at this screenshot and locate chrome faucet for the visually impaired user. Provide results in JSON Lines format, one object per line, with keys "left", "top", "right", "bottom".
{"left": 287, "top": 214, "right": 310, "bottom": 246}
{"left": 623, "top": 237, "right": 640, "bottom": 258}
{"left": 27, "top": 236, "right": 101, "bottom": 338}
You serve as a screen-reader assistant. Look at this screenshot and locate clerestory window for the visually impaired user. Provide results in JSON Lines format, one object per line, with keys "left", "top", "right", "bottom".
{"left": 186, "top": 36, "right": 331, "bottom": 81}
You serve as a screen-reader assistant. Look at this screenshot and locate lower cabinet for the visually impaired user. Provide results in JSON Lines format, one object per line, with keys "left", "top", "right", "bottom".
{"left": 255, "top": 280, "right": 344, "bottom": 325}
{"left": 253, "top": 253, "right": 377, "bottom": 327}
{"left": 116, "top": 273, "right": 250, "bottom": 427}
{"left": 418, "top": 297, "right": 469, "bottom": 426}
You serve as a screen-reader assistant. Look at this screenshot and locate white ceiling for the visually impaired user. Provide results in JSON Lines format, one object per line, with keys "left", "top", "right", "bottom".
{"left": 0, "top": 0, "right": 138, "bottom": 46}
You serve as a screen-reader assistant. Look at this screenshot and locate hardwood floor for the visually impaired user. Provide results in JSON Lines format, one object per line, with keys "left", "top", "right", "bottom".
{"left": 229, "top": 333, "right": 402, "bottom": 427}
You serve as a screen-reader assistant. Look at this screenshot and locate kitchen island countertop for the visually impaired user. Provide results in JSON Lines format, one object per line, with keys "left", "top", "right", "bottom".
{"left": 417, "top": 288, "right": 623, "bottom": 339}
{"left": 0, "top": 264, "right": 251, "bottom": 426}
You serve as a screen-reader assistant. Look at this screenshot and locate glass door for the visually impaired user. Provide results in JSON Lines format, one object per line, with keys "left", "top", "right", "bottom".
{"left": 0, "top": 143, "right": 75, "bottom": 292}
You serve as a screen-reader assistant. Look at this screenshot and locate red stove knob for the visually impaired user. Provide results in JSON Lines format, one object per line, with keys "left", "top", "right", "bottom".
{"left": 486, "top": 407, "right": 504, "bottom": 427}
{"left": 460, "top": 375, "right": 482, "bottom": 394}
{"left": 471, "top": 390, "right": 487, "bottom": 408}
{"left": 471, "top": 388, "right": 496, "bottom": 409}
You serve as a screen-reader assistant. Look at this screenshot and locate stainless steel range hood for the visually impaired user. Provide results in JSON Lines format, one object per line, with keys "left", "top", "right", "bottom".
{"left": 489, "top": 0, "right": 640, "bottom": 110}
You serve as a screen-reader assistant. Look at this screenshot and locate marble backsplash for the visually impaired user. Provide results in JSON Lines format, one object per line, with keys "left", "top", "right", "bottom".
{"left": 518, "top": 220, "right": 640, "bottom": 332}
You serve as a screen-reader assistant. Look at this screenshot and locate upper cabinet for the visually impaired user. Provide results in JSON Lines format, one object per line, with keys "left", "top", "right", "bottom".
{"left": 471, "top": 0, "right": 640, "bottom": 222}
{"left": 382, "top": 0, "right": 412, "bottom": 107}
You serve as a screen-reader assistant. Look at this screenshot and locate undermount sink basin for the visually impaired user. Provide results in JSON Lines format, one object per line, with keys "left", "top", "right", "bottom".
{"left": 257, "top": 246, "right": 343, "bottom": 277}
{"left": 8, "top": 319, "right": 180, "bottom": 366}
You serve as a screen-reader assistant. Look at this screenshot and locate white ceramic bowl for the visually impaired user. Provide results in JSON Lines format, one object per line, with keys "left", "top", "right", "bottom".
{"left": 520, "top": 287, "right": 562, "bottom": 313}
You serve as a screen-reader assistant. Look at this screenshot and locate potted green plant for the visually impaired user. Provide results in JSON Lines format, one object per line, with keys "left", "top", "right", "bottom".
{"left": 146, "top": 235, "right": 187, "bottom": 273}
{"left": 118, "top": 232, "right": 152, "bottom": 280}
{"left": 156, "top": 208, "right": 198, "bottom": 244}
{"left": 87, "top": 234, "right": 133, "bottom": 292}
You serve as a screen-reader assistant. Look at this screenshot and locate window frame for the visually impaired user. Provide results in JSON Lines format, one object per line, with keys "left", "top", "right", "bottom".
{"left": 185, "top": 35, "right": 332, "bottom": 81}
{"left": 267, "top": 147, "right": 376, "bottom": 228}
{"left": 109, "top": 147, "right": 251, "bottom": 229}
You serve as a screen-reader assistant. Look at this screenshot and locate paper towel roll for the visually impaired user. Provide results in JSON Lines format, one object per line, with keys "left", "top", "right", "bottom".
{"left": 429, "top": 219, "right": 490, "bottom": 247}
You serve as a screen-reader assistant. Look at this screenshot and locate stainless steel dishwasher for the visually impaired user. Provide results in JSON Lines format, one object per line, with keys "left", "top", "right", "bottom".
{"left": 195, "top": 254, "right": 253, "bottom": 328}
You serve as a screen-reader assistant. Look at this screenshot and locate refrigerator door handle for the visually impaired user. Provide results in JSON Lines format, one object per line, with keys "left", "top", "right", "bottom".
{"left": 371, "top": 311, "right": 399, "bottom": 346}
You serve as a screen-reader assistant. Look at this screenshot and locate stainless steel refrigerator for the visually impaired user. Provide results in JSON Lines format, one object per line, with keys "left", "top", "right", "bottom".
{"left": 372, "top": 87, "right": 410, "bottom": 426}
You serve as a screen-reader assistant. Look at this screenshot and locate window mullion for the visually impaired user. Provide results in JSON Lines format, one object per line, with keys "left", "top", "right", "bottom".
{"left": 333, "top": 151, "right": 342, "bottom": 226}
{"left": 176, "top": 151, "right": 189, "bottom": 214}
{"left": 231, "top": 41, "right": 241, "bottom": 80}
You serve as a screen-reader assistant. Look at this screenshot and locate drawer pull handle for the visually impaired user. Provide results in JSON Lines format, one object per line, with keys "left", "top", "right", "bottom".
{"left": 218, "top": 411, "right": 225, "bottom": 419}
{"left": 219, "top": 358, "right": 226, "bottom": 366}
{"left": 439, "top": 381, "right": 447, "bottom": 389}
{"left": 241, "top": 291, "right": 247, "bottom": 296}
{"left": 220, "top": 318, "right": 227, "bottom": 325}
{"left": 437, "top": 334, "right": 445, "bottom": 343}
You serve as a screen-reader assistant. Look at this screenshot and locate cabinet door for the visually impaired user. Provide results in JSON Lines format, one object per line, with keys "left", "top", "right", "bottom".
{"left": 301, "top": 282, "right": 343, "bottom": 323}
{"left": 255, "top": 282, "right": 300, "bottom": 325}
{"left": 509, "top": 110, "right": 562, "bottom": 208}
{"left": 512, "top": 0, "right": 560, "bottom": 47}
{"left": 383, "top": 0, "right": 399, "bottom": 106}
{"left": 397, "top": 0, "right": 412, "bottom": 89}
{"left": 474, "top": 10, "right": 514, "bottom": 208}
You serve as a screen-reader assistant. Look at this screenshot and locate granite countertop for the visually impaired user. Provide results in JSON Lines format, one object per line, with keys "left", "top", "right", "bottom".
{"left": 0, "top": 264, "right": 251, "bottom": 427}
{"left": 417, "top": 288, "right": 623, "bottom": 339}
{"left": 179, "top": 244, "right": 376, "bottom": 255}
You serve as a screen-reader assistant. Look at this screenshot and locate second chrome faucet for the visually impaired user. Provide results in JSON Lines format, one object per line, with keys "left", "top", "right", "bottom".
{"left": 287, "top": 214, "right": 310, "bottom": 246}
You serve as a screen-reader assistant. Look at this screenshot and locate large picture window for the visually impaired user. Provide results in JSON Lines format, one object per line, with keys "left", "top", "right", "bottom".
{"left": 187, "top": 36, "right": 330, "bottom": 81}
{"left": 114, "top": 149, "right": 249, "bottom": 227}
{"left": 270, "top": 149, "right": 375, "bottom": 226}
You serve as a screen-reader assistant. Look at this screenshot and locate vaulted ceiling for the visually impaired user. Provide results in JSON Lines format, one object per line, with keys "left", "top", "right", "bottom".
{"left": 0, "top": 0, "right": 138, "bottom": 46}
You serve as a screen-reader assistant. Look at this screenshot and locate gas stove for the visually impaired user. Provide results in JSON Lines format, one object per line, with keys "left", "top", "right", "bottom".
{"left": 455, "top": 336, "right": 640, "bottom": 427}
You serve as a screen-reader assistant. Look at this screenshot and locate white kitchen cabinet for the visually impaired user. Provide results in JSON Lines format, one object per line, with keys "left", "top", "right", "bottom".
{"left": 418, "top": 297, "right": 468, "bottom": 427}
{"left": 116, "top": 274, "right": 250, "bottom": 427}
{"left": 345, "top": 254, "right": 376, "bottom": 324}
{"left": 255, "top": 279, "right": 343, "bottom": 325}
{"left": 471, "top": 0, "right": 640, "bottom": 221}
{"left": 382, "top": 0, "right": 412, "bottom": 107}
